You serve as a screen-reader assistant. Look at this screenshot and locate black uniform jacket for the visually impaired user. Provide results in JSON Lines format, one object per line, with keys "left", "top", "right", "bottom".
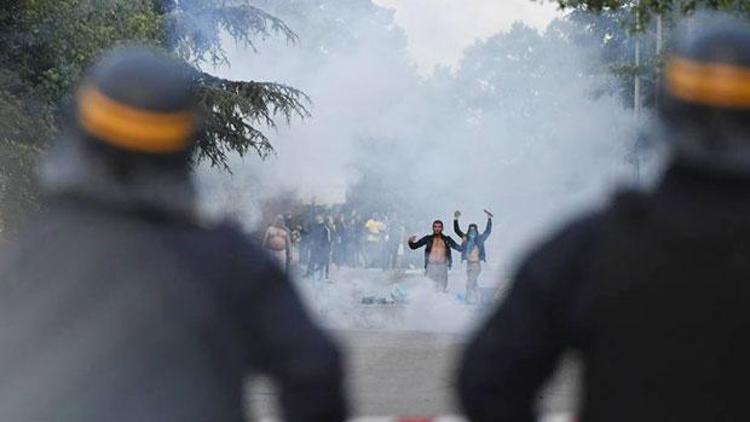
{"left": 459, "top": 163, "right": 750, "bottom": 422}
{"left": 0, "top": 196, "right": 347, "bottom": 422}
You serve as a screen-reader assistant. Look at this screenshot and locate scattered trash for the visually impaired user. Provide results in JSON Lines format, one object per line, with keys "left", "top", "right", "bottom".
{"left": 361, "top": 296, "right": 396, "bottom": 305}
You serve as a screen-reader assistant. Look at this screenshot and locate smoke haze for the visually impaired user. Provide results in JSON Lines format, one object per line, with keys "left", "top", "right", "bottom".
{"left": 197, "top": 1, "right": 655, "bottom": 333}
{"left": 372, "top": 0, "right": 561, "bottom": 74}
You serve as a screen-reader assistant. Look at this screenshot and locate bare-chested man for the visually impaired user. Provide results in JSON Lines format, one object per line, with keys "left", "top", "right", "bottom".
{"left": 408, "top": 220, "right": 463, "bottom": 292}
{"left": 263, "top": 215, "right": 291, "bottom": 271}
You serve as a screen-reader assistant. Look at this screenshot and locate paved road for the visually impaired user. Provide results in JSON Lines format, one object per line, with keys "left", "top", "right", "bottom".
{"left": 247, "top": 267, "right": 579, "bottom": 419}
{"left": 341, "top": 330, "right": 463, "bottom": 417}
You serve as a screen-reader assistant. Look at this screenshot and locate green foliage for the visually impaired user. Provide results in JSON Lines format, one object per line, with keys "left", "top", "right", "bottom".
{"left": 550, "top": 0, "right": 750, "bottom": 28}
{"left": 165, "top": 1, "right": 298, "bottom": 66}
{"left": 252, "top": 0, "right": 406, "bottom": 59}
{"left": 195, "top": 73, "right": 310, "bottom": 167}
{"left": 162, "top": 0, "right": 310, "bottom": 169}
{"left": 0, "top": 0, "right": 309, "bottom": 230}
{"left": 0, "top": 69, "right": 54, "bottom": 231}
{"left": 3, "top": 0, "right": 161, "bottom": 104}
{"left": 1, "top": 0, "right": 307, "bottom": 160}
{"left": 544, "top": 0, "right": 750, "bottom": 110}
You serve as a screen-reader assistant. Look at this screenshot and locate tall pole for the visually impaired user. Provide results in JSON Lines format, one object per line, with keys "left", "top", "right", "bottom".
{"left": 634, "top": 1, "right": 641, "bottom": 123}
{"left": 633, "top": 0, "right": 642, "bottom": 180}
{"left": 656, "top": 13, "right": 663, "bottom": 56}
{"left": 654, "top": 12, "right": 663, "bottom": 115}
{"left": 635, "top": 37, "right": 641, "bottom": 120}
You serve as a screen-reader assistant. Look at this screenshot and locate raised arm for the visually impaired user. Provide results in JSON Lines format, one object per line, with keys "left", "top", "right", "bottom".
{"left": 482, "top": 217, "right": 492, "bottom": 238}
{"left": 453, "top": 210, "right": 465, "bottom": 238}
{"left": 454, "top": 219, "right": 465, "bottom": 238}
{"left": 408, "top": 235, "right": 429, "bottom": 250}
{"left": 481, "top": 209, "right": 494, "bottom": 238}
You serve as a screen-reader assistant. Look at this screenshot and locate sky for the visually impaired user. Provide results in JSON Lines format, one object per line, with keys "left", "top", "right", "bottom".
{"left": 372, "top": 0, "right": 562, "bottom": 74}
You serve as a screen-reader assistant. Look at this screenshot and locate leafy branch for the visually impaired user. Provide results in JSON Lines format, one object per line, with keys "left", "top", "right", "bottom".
{"left": 194, "top": 72, "right": 311, "bottom": 168}
{"left": 165, "top": 2, "right": 299, "bottom": 67}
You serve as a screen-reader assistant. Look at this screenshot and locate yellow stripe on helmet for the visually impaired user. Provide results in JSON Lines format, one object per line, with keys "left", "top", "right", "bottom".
{"left": 666, "top": 56, "right": 750, "bottom": 110}
{"left": 77, "top": 86, "right": 197, "bottom": 154}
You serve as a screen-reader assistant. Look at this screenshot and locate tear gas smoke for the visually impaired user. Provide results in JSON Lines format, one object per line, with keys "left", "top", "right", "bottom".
{"left": 197, "top": 1, "right": 662, "bottom": 334}
{"left": 372, "top": 0, "right": 560, "bottom": 75}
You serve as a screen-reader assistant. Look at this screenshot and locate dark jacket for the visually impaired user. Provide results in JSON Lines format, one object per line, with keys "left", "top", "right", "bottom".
{"left": 454, "top": 218, "right": 492, "bottom": 262}
{"left": 408, "top": 233, "right": 463, "bottom": 269}
{"left": 310, "top": 222, "right": 333, "bottom": 250}
{"left": 0, "top": 196, "right": 347, "bottom": 422}
{"left": 459, "top": 163, "right": 750, "bottom": 422}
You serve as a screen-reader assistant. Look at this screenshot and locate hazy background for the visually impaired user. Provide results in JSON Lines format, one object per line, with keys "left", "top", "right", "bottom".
{"left": 197, "top": 0, "right": 653, "bottom": 331}
{"left": 373, "top": 0, "right": 561, "bottom": 74}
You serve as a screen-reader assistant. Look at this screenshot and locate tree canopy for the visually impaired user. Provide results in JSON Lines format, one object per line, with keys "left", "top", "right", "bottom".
{"left": 1, "top": 0, "right": 309, "bottom": 163}
{"left": 0, "top": 0, "right": 309, "bottom": 230}
{"left": 542, "top": 0, "right": 750, "bottom": 112}
{"left": 552, "top": 0, "right": 750, "bottom": 23}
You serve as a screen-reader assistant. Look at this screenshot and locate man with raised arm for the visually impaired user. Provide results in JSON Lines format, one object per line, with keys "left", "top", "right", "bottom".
{"left": 454, "top": 209, "right": 493, "bottom": 304}
{"left": 408, "top": 220, "right": 463, "bottom": 292}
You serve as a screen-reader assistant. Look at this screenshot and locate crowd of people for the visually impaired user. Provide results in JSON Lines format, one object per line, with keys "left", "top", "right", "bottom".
{"left": 262, "top": 209, "right": 412, "bottom": 280}
{"left": 262, "top": 205, "right": 498, "bottom": 305}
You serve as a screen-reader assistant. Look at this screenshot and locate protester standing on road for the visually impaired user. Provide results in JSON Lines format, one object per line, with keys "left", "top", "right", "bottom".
{"left": 306, "top": 215, "right": 333, "bottom": 281}
{"left": 408, "top": 220, "right": 463, "bottom": 292}
{"left": 459, "top": 19, "right": 750, "bottom": 422}
{"left": 364, "top": 213, "right": 386, "bottom": 267}
{"left": 350, "top": 211, "right": 364, "bottom": 267}
{"left": 333, "top": 214, "right": 349, "bottom": 268}
{"left": 262, "top": 214, "right": 292, "bottom": 271}
{"left": 0, "top": 48, "right": 347, "bottom": 422}
{"left": 454, "top": 209, "right": 493, "bottom": 304}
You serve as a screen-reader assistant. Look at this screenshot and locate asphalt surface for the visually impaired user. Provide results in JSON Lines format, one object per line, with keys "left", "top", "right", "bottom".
{"left": 247, "top": 266, "right": 579, "bottom": 420}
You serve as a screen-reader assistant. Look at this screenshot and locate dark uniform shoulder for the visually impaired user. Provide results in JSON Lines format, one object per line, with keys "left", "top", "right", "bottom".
{"left": 511, "top": 190, "right": 651, "bottom": 339}
{"left": 521, "top": 188, "right": 649, "bottom": 280}
{"left": 518, "top": 211, "right": 603, "bottom": 286}
{"left": 207, "top": 221, "right": 261, "bottom": 250}
{"left": 157, "top": 219, "right": 286, "bottom": 304}
{"left": 200, "top": 220, "right": 281, "bottom": 272}
{"left": 608, "top": 189, "right": 652, "bottom": 224}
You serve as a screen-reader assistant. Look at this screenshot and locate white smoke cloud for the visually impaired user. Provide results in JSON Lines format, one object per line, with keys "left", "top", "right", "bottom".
{"left": 197, "top": 1, "right": 655, "bottom": 332}
{"left": 373, "top": 0, "right": 562, "bottom": 74}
